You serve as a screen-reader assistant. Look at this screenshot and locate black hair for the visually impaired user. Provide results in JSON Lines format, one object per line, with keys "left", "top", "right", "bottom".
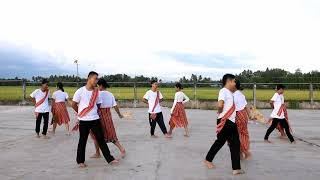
{"left": 150, "top": 80, "right": 157, "bottom": 86}
{"left": 235, "top": 79, "right": 243, "bottom": 90}
{"left": 57, "top": 82, "right": 64, "bottom": 92}
{"left": 41, "top": 79, "right": 49, "bottom": 85}
{"left": 97, "top": 78, "right": 110, "bottom": 88}
{"left": 88, "top": 71, "right": 98, "bottom": 78}
{"left": 276, "top": 84, "right": 285, "bottom": 90}
{"left": 175, "top": 82, "right": 183, "bottom": 89}
{"left": 222, "top": 74, "right": 235, "bottom": 86}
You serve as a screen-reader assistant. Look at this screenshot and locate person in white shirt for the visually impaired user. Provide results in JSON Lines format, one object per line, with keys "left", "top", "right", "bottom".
{"left": 234, "top": 80, "right": 251, "bottom": 160}
{"left": 51, "top": 82, "right": 71, "bottom": 135}
{"left": 204, "top": 74, "right": 244, "bottom": 175}
{"left": 30, "top": 79, "right": 50, "bottom": 139}
{"left": 264, "top": 84, "right": 295, "bottom": 144}
{"left": 168, "top": 82, "right": 190, "bottom": 137}
{"left": 71, "top": 71, "right": 118, "bottom": 168}
{"left": 142, "top": 80, "right": 171, "bottom": 138}
{"left": 90, "top": 78, "right": 126, "bottom": 159}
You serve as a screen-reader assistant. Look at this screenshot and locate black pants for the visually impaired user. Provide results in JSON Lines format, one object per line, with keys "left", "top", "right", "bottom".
{"left": 205, "top": 119, "right": 241, "bottom": 170}
{"left": 35, "top": 112, "right": 49, "bottom": 135}
{"left": 148, "top": 112, "right": 168, "bottom": 135}
{"left": 264, "top": 118, "right": 295, "bottom": 142}
{"left": 77, "top": 120, "right": 115, "bottom": 164}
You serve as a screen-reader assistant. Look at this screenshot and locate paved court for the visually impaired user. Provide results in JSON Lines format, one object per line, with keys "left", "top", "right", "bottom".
{"left": 0, "top": 106, "right": 320, "bottom": 180}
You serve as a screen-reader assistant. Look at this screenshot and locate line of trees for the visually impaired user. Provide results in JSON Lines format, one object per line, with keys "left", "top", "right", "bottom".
{"left": 1, "top": 68, "right": 320, "bottom": 88}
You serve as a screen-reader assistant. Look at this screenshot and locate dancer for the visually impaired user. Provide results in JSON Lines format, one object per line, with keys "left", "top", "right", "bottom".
{"left": 51, "top": 82, "right": 71, "bottom": 135}
{"left": 142, "top": 80, "right": 171, "bottom": 138}
{"left": 267, "top": 85, "right": 286, "bottom": 138}
{"left": 264, "top": 84, "right": 295, "bottom": 144}
{"left": 204, "top": 74, "right": 244, "bottom": 175}
{"left": 168, "top": 82, "right": 190, "bottom": 137}
{"left": 30, "top": 79, "right": 50, "bottom": 139}
{"left": 90, "top": 78, "right": 126, "bottom": 159}
{"left": 71, "top": 71, "right": 118, "bottom": 168}
{"left": 234, "top": 80, "right": 251, "bottom": 160}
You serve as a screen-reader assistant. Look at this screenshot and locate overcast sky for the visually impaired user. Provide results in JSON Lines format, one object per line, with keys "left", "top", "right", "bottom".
{"left": 0, "top": 0, "right": 319, "bottom": 80}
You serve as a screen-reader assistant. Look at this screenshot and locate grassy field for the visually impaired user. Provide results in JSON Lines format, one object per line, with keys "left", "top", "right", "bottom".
{"left": 0, "top": 86, "right": 318, "bottom": 101}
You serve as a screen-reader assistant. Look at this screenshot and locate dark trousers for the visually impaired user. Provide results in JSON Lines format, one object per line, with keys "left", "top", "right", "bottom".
{"left": 205, "top": 119, "right": 241, "bottom": 170}
{"left": 77, "top": 120, "right": 115, "bottom": 164}
{"left": 35, "top": 112, "right": 49, "bottom": 135}
{"left": 148, "top": 112, "right": 168, "bottom": 135}
{"left": 264, "top": 118, "right": 295, "bottom": 142}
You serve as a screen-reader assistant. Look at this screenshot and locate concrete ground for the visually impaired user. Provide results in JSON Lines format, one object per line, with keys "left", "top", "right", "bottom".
{"left": 0, "top": 106, "right": 319, "bottom": 180}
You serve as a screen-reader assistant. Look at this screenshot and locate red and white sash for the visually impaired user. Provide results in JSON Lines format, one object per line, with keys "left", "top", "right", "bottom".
{"left": 72, "top": 88, "right": 99, "bottom": 131}
{"left": 34, "top": 90, "right": 49, "bottom": 118}
{"left": 216, "top": 103, "right": 235, "bottom": 134}
{"left": 150, "top": 91, "right": 160, "bottom": 120}
{"left": 277, "top": 104, "right": 292, "bottom": 132}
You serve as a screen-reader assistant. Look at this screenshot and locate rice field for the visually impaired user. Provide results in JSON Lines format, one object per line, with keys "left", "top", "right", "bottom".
{"left": 0, "top": 86, "right": 318, "bottom": 101}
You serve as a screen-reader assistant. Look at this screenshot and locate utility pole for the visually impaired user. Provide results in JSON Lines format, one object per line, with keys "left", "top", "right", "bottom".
{"left": 74, "top": 59, "right": 79, "bottom": 87}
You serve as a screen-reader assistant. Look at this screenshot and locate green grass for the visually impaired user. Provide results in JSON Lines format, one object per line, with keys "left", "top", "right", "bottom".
{"left": 0, "top": 86, "right": 318, "bottom": 101}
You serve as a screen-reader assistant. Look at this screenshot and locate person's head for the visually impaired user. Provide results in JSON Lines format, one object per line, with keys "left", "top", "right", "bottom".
{"left": 97, "top": 78, "right": 110, "bottom": 91}
{"left": 87, "top": 71, "right": 99, "bottom": 87}
{"left": 222, "top": 74, "right": 236, "bottom": 91}
{"left": 41, "top": 79, "right": 49, "bottom": 91}
{"left": 56, "top": 82, "right": 64, "bottom": 92}
{"left": 175, "top": 82, "right": 183, "bottom": 91}
{"left": 276, "top": 84, "right": 285, "bottom": 94}
{"left": 150, "top": 80, "right": 158, "bottom": 90}
{"left": 235, "top": 79, "right": 243, "bottom": 91}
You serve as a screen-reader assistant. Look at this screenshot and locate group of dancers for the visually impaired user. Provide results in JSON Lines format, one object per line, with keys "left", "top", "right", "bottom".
{"left": 30, "top": 72, "right": 295, "bottom": 175}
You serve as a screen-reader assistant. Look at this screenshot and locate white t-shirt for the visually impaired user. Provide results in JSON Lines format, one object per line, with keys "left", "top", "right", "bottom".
{"left": 270, "top": 93, "right": 285, "bottom": 119}
{"left": 234, "top": 90, "right": 247, "bottom": 111}
{"left": 52, "top": 90, "right": 69, "bottom": 103}
{"left": 170, "top": 91, "right": 190, "bottom": 113}
{"left": 217, "top": 88, "right": 236, "bottom": 123}
{"left": 143, "top": 90, "right": 163, "bottom": 113}
{"left": 100, "top": 91, "right": 117, "bottom": 108}
{"left": 30, "top": 89, "right": 50, "bottom": 113}
{"left": 72, "top": 86, "right": 102, "bottom": 121}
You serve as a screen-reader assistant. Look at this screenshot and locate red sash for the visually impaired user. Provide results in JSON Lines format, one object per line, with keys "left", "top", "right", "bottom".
{"left": 78, "top": 88, "right": 99, "bottom": 118}
{"left": 150, "top": 91, "right": 160, "bottom": 120}
{"left": 34, "top": 89, "right": 49, "bottom": 118}
{"left": 72, "top": 88, "right": 99, "bottom": 131}
{"left": 277, "top": 104, "right": 292, "bottom": 132}
{"left": 216, "top": 103, "right": 235, "bottom": 134}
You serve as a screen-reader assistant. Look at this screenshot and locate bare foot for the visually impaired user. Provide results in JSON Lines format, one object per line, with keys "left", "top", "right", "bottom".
{"left": 90, "top": 154, "right": 101, "bottom": 158}
{"left": 79, "top": 163, "right": 87, "bottom": 168}
{"left": 164, "top": 134, "right": 172, "bottom": 138}
{"left": 244, "top": 152, "right": 252, "bottom": 160}
{"left": 240, "top": 152, "right": 246, "bottom": 160}
{"left": 291, "top": 141, "right": 296, "bottom": 144}
{"left": 120, "top": 149, "right": 126, "bottom": 158}
{"left": 204, "top": 160, "right": 215, "bottom": 169}
{"left": 151, "top": 135, "right": 159, "bottom": 138}
{"left": 233, "top": 169, "right": 245, "bottom": 175}
{"left": 109, "top": 159, "right": 119, "bottom": 165}
{"left": 280, "top": 135, "right": 286, "bottom": 139}
{"left": 65, "top": 132, "right": 71, "bottom": 136}
{"left": 36, "top": 134, "right": 40, "bottom": 138}
{"left": 184, "top": 133, "right": 190, "bottom": 137}
{"left": 264, "top": 139, "right": 272, "bottom": 143}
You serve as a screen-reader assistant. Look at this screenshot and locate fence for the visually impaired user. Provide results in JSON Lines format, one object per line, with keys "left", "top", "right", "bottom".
{"left": 0, "top": 80, "right": 319, "bottom": 108}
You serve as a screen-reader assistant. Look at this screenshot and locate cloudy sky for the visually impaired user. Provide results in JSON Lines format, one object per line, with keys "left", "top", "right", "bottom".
{"left": 0, "top": 0, "right": 319, "bottom": 80}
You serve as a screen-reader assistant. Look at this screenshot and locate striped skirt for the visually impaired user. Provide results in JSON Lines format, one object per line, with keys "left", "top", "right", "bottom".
{"left": 235, "top": 109, "right": 250, "bottom": 153}
{"left": 169, "top": 102, "right": 188, "bottom": 129}
{"left": 91, "top": 108, "right": 118, "bottom": 143}
{"left": 51, "top": 102, "right": 70, "bottom": 126}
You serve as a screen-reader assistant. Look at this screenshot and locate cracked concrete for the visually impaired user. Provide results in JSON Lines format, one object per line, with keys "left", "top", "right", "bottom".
{"left": 0, "top": 106, "right": 320, "bottom": 180}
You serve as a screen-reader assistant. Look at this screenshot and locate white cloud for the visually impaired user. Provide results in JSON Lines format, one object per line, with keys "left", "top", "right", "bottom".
{"left": 0, "top": 0, "right": 319, "bottom": 80}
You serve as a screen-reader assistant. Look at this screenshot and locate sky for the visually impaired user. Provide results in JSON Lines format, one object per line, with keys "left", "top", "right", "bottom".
{"left": 0, "top": 0, "right": 320, "bottom": 80}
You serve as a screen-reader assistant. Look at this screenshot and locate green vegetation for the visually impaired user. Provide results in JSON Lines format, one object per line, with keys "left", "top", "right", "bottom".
{"left": 0, "top": 86, "right": 318, "bottom": 101}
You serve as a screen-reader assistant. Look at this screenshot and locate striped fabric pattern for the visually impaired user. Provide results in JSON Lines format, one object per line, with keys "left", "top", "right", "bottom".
{"left": 169, "top": 102, "right": 188, "bottom": 129}
{"left": 216, "top": 103, "right": 235, "bottom": 134}
{"left": 236, "top": 109, "right": 250, "bottom": 153}
{"left": 51, "top": 102, "right": 70, "bottom": 125}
